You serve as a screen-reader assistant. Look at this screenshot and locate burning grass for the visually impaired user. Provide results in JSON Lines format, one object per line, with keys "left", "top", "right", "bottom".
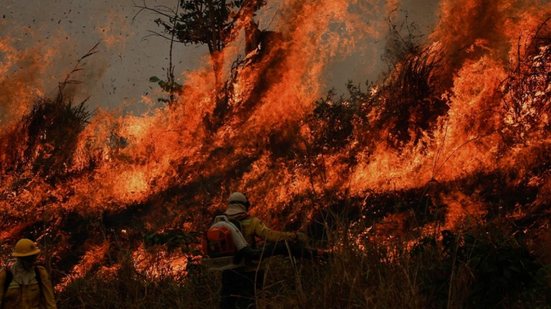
{"left": 53, "top": 216, "right": 550, "bottom": 308}
{"left": 0, "top": 0, "right": 550, "bottom": 307}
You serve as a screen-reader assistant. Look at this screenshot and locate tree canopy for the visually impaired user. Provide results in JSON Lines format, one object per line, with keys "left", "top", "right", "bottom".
{"left": 155, "top": 0, "right": 266, "bottom": 56}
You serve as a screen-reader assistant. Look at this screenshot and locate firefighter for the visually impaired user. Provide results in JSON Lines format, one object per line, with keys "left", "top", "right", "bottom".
{"left": 0, "top": 238, "right": 57, "bottom": 309}
{"left": 220, "top": 192, "right": 308, "bottom": 309}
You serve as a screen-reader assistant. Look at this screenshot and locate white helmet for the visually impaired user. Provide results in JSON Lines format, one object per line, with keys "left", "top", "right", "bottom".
{"left": 228, "top": 192, "right": 250, "bottom": 209}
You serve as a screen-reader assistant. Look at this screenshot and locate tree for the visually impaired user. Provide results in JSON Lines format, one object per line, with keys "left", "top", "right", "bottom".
{"left": 149, "top": 0, "right": 266, "bottom": 89}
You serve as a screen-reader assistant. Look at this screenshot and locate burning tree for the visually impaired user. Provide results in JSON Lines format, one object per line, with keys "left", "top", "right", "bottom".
{"left": 146, "top": 0, "right": 267, "bottom": 89}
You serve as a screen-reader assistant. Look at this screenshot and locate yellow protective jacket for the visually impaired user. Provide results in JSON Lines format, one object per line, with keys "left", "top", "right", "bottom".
{"left": 238, "top": 216, "right": 297, "bottom": 246}
{"left": 0, "top": 266, "right": 57, "bottom": 309}
{"left": 237, "top": 216, "right": 297, "bottom": 271}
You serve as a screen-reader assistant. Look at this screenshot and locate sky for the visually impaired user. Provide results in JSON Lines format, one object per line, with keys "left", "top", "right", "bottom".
{"left": 0, "top": 0, "right": 438, "bottom": 114}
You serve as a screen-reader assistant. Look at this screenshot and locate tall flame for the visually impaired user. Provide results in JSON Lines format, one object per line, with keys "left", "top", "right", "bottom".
{"left": 0, "top": 0, "right": 549, "bottom": 288}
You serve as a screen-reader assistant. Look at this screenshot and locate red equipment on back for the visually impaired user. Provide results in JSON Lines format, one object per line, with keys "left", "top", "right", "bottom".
{"left": 202, "top": 216, "right": 248, "bottom": 258}
{"left": 204, "top": 225, "right": 238, "bottom": 257}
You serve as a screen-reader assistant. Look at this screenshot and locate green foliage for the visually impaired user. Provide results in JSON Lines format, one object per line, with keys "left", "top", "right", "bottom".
{"left": 155, "top": 0, "right": 266, "bottom": 54}
{"left": 149, "top": 75, "right": 182, "bottom": 104}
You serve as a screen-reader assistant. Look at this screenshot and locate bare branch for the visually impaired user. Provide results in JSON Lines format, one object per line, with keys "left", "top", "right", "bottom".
{"left": 143, "top": 30, "right": 180, "bottom": 42}
{"left": 134, "top": 4, "right": 174, "bottom": 19}
{"left": 57, "top": 42, "right": 101, "bottom": 101}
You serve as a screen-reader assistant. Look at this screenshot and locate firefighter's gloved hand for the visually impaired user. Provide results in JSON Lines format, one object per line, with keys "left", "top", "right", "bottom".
{"left": 294, "top": 232, "right": 309, "bottom": 243}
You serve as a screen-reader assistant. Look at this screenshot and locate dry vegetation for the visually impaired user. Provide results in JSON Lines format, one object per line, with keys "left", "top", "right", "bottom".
{"left": 0, "top": 5, "right": 550, "bottom": 309}
{"left": 55, "top": 216, "right": 550, "bottom": 308}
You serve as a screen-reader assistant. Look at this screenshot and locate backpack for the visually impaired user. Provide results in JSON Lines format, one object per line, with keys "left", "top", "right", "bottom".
{"left": 2, "top": 266, "right": 43, "bottom": 294}
{"left": 202, "top": 215, "right": 249, "bottom": 258}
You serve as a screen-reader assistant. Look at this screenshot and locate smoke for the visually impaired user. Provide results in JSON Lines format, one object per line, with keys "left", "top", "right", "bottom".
{"left": 0, "top": 38, "right": 46, "bottom": 130}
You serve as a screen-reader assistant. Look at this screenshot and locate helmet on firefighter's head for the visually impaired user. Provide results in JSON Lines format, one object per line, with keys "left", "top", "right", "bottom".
{"left": 13, "top": 238, "right": 41, "bottom": 257}
{"left": 228, "top": 192, "right": 250, "bottom": 210}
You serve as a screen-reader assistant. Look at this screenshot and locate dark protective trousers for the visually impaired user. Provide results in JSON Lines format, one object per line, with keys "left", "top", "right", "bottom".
{"left": 220, "top": 268, "right": 264, "bottom": 309}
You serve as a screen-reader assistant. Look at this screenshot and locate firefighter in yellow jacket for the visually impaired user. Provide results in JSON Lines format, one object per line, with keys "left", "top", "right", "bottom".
{"left": 0, "top": 238, "right": 57, "bottom": 309}
{"left": 220, "top": 192, "right": 307, "bottom": 309}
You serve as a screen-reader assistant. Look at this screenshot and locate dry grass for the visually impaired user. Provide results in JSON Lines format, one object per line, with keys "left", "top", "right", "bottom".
{"left": 56, "top": 218, "right": 551, "bottom": 309}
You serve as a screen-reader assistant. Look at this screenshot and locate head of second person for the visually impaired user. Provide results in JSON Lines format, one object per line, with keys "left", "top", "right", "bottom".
{"left": 12, "top": 238, "right": 41, "bottom": 270}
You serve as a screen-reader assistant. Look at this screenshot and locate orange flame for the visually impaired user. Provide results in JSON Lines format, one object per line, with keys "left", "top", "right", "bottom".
{"left": 0, "top": 0, "right": 549, "bottom": 285}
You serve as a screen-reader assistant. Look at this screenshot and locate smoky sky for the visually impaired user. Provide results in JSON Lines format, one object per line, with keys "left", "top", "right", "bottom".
{"left": 0, "top": 0, "right": 438, "bottom": 113}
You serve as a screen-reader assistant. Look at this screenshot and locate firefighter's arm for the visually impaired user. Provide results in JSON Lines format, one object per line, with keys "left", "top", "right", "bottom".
{"left": 37, "top": 267, "right": 57, "bottom": 309}
{"left": 252, "top": 218, "right": 296, "bottom": 242}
